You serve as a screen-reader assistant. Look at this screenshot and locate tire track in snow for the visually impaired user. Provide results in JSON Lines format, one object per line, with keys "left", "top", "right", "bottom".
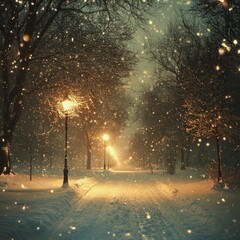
{"left": 44, "top": 182, "right": 130, "bottom": 240}
{"left": 128, "top": 183, "right": 183, "bottom": 240}
{"left": 43, "top": 183, "right": 108, "bottom": 240}
{"left": 145, "top": 183, "right": 190, "bottom": 239}
{"left": 147, "top": 182, "right": 220, "bottom": 239}
{"left": 41, "top": 172, "right": 221, "bottom": 240}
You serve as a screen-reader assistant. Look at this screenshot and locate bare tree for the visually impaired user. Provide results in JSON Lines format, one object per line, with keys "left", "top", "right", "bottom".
{"left": 0, "top": 0, "right": 163, "bottom": 174}
{"left": 149, "top": 18, "right": 240, "bottom": 182}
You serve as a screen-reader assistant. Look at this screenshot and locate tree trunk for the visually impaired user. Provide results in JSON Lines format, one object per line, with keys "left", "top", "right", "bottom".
{"left": 29, "top": 146, "right": 33, "bottom": 181}
{"left": 0, "top": 134, "right": 12, "bottom": 175}
{"left": 185, "top": 138, "right": 191, "bottom": 167}
{"left": 49, "top": 140, "right": 53, "bottom": 168}
{"left": 83, "top": 128, "right": 92, "bottom": 170}
{"left": 0, "top": 143, "right": 8, "bottom": 175}
{"left": 180, "top": 146, "right": 186, "bottom": 170}
{"left": 186, "top": 149, "right": 190, "bottom": 167}
{"left": 156, "top": 154, "right": 159, "bottom": 170}
{"left": 1, "top": 61, "right": 27, "bottom": 175}
{"left": 0, "top": 1, "right": 63, "bottom": 175}
{"left": 197, "top": 143, "right": 204, "bottom": 166}
{"left": 87, "top": 148, "right": 92, "bottom": 170}
{"left": 166, "top": 152, "right": 176, "bottom": 175}
{"left": 215, "top": 136, "right": 222, "bottom": 182}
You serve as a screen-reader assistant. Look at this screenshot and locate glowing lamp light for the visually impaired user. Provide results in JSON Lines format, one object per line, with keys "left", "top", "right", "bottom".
{"left": 62, "top": 98, "right": 76, "bottom": 113}
{"left": 58, "top": 95, "right": 80, "bottom": 119}
{"left": 102, "top": 134, "right": 110, "bottom": 142}
{"left": 62, "top": 99, "right": 72, "bottom": 111}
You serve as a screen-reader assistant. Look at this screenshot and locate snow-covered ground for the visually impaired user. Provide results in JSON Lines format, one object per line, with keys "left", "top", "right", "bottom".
{"left": 0, "top": 166, "right": 239, "bottom": 240}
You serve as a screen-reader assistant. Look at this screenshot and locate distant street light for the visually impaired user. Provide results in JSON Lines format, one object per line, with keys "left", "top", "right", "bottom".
{"left": 102, "top": 134, "right": 110, "bottom": 170}
{"left": 61, "top": 96, "right": 77, "bottom": 187}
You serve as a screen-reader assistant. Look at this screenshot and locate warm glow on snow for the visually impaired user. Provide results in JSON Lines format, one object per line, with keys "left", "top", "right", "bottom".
{"left": 1, "top": 170, "right": 240, "bottom": 239}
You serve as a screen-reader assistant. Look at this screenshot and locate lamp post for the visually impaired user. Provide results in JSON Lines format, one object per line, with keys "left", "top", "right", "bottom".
{"left": 102, "top": 134, "right": 109, "bottom": 170}
{"left": 61, "top": 97, "right": 76, "bottom": 187}
{"left": 63, "top": 110, "right": 68, "bottom": 186}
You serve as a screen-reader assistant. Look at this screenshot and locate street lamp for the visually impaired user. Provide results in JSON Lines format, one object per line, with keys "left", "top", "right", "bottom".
{"left": 61, "top": 96, "right": 77, "bottom": 187}
{"left": 102, "top": 134, "right": 109, "bottom": 170}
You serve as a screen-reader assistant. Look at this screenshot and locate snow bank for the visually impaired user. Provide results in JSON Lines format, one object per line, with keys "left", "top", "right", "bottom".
{"left": 0, "top": 168, "right": 239, "bottom": 240}
{"left": 0, "top": 173, "right": 96, "bottom": 240}
{"left": 157, "top": 168, "right": 240, "bottom": 239}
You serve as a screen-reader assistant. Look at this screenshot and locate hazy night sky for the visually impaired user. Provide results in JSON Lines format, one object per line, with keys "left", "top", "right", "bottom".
{"left": 118, "top": 0, "right": 192, "bottom": 159}
{"left": 128, "top": 0, "right": 191, "bottom": 93}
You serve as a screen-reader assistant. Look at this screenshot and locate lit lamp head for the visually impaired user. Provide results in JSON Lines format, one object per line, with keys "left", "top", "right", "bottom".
{"left": 102, "top": 134, "right": 110, "bottom": 142}
{"left": 62, "top": 98, "right": 72, "bottom": 112}
{"left": 61, "top": 96, "right": 78, "bottom": 115}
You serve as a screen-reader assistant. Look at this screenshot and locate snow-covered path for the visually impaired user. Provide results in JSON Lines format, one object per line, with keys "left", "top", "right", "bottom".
{"left": 43, "top": 171, "right": 219, "bottom": 240}
{"left": 1, "top": 169, "right": 239, "bottom": 240}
